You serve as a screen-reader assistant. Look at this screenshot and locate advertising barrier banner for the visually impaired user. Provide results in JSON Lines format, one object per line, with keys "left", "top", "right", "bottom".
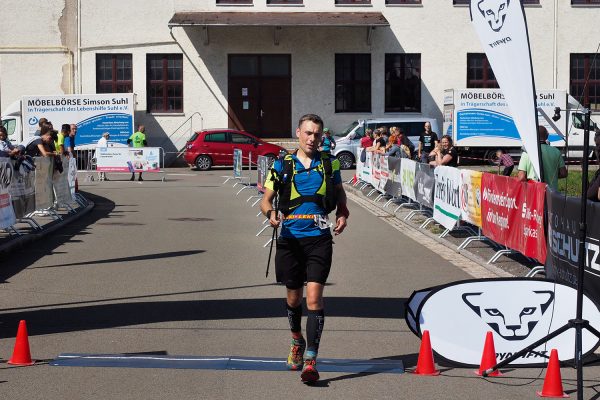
{"left": 384, "top": 157, "right": 402, "bottom": 198}
{"left": 257, "top": 155, "right": 269, "bottom": 193}
{"left": 10, "top": 159, "right": 36, "bottom": 218}
{"left": 377, "top": 155, "right": 389, "bottom": 193}
{"left": 53, "top": 156, "right": 75, "bottom": 206}
{"left": 406, "top": 278, "right": 600, "bottom": 366}
{"left": 0, "top": 159, "right": 17, "bottom": 229}
{"left": 372, "top": 153, "right": 381, "bottom": 191}
{"left": 96, "top": 147, "right": 161, "bottom": 172}
{"left": 34, "top": 157, "right": 54, "bottom": 210}
{"left": 68, "top": 157, "right": 77, "bottom": 199}
{"left": 414, "top": 162, "right": 435, "bottom": 209}
{"left": 233, "top": 149, "right": 242, "bottom": 178}
{"left": 460, "top": 169, "right": 483, "bottom": 227}
{"left": 401, "top": 159, "right": 417, "bottom": 202}
{"left": 433, "top": 166, "right": 462, "bottom": 230}
{"left": 545, "top": 190, "right": 600, "bottom": 301}
{"left": 361, "top": 152, "right": 373, "bottom": 184}
{"left": 481, "top": 174, "right": 546, "bottom": 262}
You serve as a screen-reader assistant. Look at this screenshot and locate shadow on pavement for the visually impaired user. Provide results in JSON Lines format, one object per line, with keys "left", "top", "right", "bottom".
{"left": 0, "top": 296, "right": 407, "bottom": 339}
{"left": 0, "top": 191, "right": 117, "bottom": 283}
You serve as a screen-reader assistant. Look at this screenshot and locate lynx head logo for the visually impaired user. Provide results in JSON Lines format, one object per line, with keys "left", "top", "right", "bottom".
{"left": 477, "top": 0, "right": 510, "bottom": 32}
{"left": 462, "top": 290, "right": 554, "bottom": 341}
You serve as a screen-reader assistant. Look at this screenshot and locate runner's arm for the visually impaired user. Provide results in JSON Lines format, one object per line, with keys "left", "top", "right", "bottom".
{"left": 333, "top": 183, "right": 348, "bottom": 235}
{"left": 260, "top": 188, "right": 280, "bottom": 228}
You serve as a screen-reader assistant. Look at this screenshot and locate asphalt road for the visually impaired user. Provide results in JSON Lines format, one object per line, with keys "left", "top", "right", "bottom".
{"left": 1, "top": 169, "right": 599, "bottom": 399}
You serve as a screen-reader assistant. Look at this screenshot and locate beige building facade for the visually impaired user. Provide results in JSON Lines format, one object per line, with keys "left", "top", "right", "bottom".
{"left": 0, "top": 0, "right": 599, "bottom": 154}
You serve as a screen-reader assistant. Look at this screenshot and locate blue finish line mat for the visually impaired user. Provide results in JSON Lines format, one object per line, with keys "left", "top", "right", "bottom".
{"left": 50, "top": 354, "right": 404, "bottom": 374}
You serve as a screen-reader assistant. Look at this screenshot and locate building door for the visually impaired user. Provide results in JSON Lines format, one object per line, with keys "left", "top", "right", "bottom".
{"left": 228, "top": 54, "right": 291, "bottom": 138}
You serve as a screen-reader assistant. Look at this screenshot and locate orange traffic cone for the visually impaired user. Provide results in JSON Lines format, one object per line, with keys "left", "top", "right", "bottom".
{"left": 413, "top": 330, "right": 440, "bottom": 376}
{"left": 352, "top": 175, "right": 358, "bottom": 184}
{"left": 476, "top": 331, "right": 501, "bottom": 376}
{"left": 537, "top": 349, "right": 569, "bottom": 398}
{"left": 8, "top": 320, "right": 35, "bottom": 366}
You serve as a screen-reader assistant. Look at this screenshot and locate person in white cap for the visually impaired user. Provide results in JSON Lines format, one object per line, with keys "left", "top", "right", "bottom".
{"left": 96, "top": 132, "right": 110, "bottom": 181}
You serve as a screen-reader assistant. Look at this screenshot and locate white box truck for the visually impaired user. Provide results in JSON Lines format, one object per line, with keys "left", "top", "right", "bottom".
{"left": 443, "top": 89, "right": 598, "bottom": 162}
{"left": 1, "top": 93, "right": 136, "bottom": 149}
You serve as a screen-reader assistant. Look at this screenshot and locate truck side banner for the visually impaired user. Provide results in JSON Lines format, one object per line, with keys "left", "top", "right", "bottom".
{"left": 405, "top": 278, "right": 600, "bottom": 366}
{"left": 450, "top": 89, "right": 565, "bottom": 147}
{"left": 0, "top": 159, "right": 17, "bottom": 229}
{"left": 414, "top": 162, "right": 435, "bottom": 209}
{"left": 481, "top": 174, "right": 546, "bottom": 263}
{"left": 470, "top": 0, "right": 541, "bottom": 179}
{"left": 545, "top": 190, "right": 600, "bottom": 301}
{"left": 400, "top": 159, "right": 417, "bottom": 202}
{"left": 384, "top": 157, "right": 402, "bottom": 198}
{"left": 22, "top": 94, "right": 135, "bottom": 146}
{"left": 433, "top": 166, "right": 461, "bottom": 230}
{"left": 460, "top": 169, "right": 483, "bottom": 228}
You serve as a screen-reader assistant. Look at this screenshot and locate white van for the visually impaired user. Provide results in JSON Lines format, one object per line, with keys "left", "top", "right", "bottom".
{"left": 332, "top": 117, "right": 440, "bottom": 169}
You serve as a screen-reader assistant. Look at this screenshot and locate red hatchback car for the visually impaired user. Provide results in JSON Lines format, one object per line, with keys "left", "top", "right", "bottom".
{"left": 184, "top": 129, "right": 287, "bottom": 170}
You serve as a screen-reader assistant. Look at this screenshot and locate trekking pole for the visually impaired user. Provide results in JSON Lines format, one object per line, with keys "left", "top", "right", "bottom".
{"left": 265, "top": 195, "right": 279, "bottom": 278}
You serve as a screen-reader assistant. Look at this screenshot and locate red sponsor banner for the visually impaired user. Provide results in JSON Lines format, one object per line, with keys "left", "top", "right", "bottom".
{"left": 481, "top": 173, "right": 546, "bottom": 263}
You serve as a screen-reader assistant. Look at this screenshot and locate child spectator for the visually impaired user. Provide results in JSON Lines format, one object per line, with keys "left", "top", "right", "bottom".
{"left": 495, "top": 149, "right": 514, "bottom": 176}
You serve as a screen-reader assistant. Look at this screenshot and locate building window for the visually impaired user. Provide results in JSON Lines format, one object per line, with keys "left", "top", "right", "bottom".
{"left": 335, "top": 54, "right": 371, "bottom": 113}
{"left": 267, "top": 0, "right": 302, "bottom": 3}
{"left": 466, "top": 53, "right": 499, "bottom": 89}
{"left": 96, "top": 54, "right": 132, "bottom": 93}
{"left": 570, "top": 54, "right": 600, "bottom": 111}
{"left": 147, "top": 54, "right": 183, "bottom": 113}
{"left": 385, "top": 54, "right": 421, "bottom": 113}
{"left": 216, "top": 0, "right": 252, "bottom": 4}
{"left": 453, "top": 0, "right": 538, "bottom": 3}
{"left": 571, "top": 0, "right": 600, "bottom": 4}
{"left": 386, "top": 0, "right": 422, "bottom": 4}
{"left": 335, "top": 0, "right": 371, "bottom": 4}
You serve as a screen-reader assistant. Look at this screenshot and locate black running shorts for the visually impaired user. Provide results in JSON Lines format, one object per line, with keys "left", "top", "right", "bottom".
{"left": 275, "top": 235, "right": 333, "bottom": 289}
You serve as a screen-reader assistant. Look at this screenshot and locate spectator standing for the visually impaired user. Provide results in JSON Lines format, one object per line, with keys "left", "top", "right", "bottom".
{"left": 56, "top": 124, "right": 69, "bottom": 155}
{"left": 429, "top": 135, "right": 458, "bottom": 167}
{"left": 128, "top": 125, "right": 147, "bottom": 181}
{"left": 0, "top": 126, "right": 20, "bottom": 157}
{"left": 320, "top": 128, "right": 336, "bottom": 154}
{"left": 96, "top": 132, "right": 109, "bottom": 181}
{"left": 66, "top": 124, "right": 77, "bottom": 155}
{"left": 418, "top": 122, "right": 439, "bottom": 163}
{"left": 20, "top": 125, "right": 54, "bottom": 157}
{"left": 517, "top": 126, "right": 567, "bottom": 191}
{"left": 495, "top": 149, "right": 514, "bottom": 176}
{"left": 360, "top": 128, "right": 374, "bottom": 149}
{"left": 34, "top": 118, "right": 48, "bottom": 136}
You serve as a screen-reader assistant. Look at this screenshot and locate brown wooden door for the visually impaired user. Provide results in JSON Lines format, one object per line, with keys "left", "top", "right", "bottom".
{"left": 228, "top": 55, "right": 291, "bottom": 138}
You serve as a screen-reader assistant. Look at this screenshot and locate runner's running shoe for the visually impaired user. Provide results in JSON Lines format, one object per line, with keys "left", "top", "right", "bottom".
{"left": 300, "top": 358, "right": 319, "bottom": 383}
{"left": 286, "top": 338, "right": 306, "bottom": 370}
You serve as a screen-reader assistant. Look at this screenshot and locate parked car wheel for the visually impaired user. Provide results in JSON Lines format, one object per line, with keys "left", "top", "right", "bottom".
{"left": 195, "top": 155, "right": 212, "bottom": 171}
{"left": 337, "top": 151, "right": 355, "bottom": 169}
